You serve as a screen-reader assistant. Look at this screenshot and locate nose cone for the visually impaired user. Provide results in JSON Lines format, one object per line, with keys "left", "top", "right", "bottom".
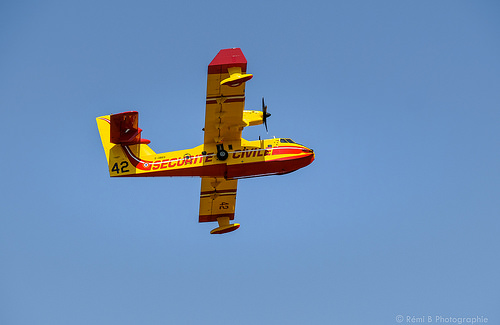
{"left": 301, "top": 146, "right": 315, "bottom": 165}
{"left": 309, "top": 150, "right": 315, "bottom": 164}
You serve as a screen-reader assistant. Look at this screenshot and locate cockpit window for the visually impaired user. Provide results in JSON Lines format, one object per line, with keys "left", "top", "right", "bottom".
{"left": 280, "top": 138, "right": 296, "bottom": 143}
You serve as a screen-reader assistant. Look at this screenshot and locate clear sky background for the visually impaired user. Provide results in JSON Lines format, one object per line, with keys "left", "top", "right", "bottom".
{"left": 1, "top": 1, "right": 499, "bottom": 324}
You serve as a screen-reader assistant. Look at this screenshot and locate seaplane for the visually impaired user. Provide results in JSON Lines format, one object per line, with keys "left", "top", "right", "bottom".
{"left": 96, "top": 48, "right": 314, "bottom": 234}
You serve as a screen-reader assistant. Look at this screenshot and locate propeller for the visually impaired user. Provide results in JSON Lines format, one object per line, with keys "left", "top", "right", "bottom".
{"left": 262, "top": 97, "right": 271, "bottom": 132}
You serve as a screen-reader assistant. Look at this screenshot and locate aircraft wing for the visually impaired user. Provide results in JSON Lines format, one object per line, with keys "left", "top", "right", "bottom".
{"left": 199, "top": 177, "right": 240, "bottom": 234}
{"left": 203, "top": 48, "right": 253, "bottom": 145}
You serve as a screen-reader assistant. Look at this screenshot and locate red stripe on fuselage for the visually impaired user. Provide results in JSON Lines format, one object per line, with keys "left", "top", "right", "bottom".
{"left": 271, "top": 146, "right": 305, "bottom": 155}
{"left": 226, "top": 153, "right": 315, "bottom": 179}
{"left": 118, "top": 144, "right": 313, "bottom": 179}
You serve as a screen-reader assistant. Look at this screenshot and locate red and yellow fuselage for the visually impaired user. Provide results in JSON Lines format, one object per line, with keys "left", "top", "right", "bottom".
{"left": 97, "top": 116, "right": 314, "bottom": 179}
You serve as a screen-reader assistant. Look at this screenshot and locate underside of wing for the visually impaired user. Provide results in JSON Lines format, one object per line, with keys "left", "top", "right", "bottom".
{"left": 204, "top": 48, "right": 252, "bottom": 145}
{"left": 199, "top": 177, "right": 239, "bottom": 234}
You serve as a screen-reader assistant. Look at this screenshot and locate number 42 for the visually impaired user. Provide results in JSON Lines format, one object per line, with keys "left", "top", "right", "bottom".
{"left": 111, "top": 161, "right": 129, "bottom": 174}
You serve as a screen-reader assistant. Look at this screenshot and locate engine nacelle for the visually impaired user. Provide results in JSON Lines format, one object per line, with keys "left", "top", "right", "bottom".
{"left": 243, "top": 110, "right": 264, "bottom": 127}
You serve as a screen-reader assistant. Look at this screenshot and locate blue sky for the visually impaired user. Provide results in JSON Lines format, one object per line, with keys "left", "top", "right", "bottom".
{"left": 1, "top": 1, "right": 499, "bottom": 324}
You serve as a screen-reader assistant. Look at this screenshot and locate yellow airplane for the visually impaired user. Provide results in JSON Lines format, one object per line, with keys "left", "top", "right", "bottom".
{"left": 96, "top": 48, "right": 315, "bottom": 234}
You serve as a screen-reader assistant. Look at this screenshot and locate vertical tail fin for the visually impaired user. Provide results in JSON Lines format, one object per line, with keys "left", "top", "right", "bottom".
{"left": 96, "top": 112, "right": 155, "bottom": 177}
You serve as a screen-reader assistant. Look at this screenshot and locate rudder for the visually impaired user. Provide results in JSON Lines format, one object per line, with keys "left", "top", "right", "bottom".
{"left": 96, "top": 111, "right": 155, "bottom": 177}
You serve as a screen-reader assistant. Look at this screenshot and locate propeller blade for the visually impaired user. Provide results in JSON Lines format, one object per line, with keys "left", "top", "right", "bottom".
{"left": 262, "top": 97, "right": 271, "bottom": 133}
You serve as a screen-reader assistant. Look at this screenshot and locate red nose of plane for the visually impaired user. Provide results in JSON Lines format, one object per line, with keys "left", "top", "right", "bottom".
{"left": 300, "top": 146, "right": 315, "bottom": 167}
